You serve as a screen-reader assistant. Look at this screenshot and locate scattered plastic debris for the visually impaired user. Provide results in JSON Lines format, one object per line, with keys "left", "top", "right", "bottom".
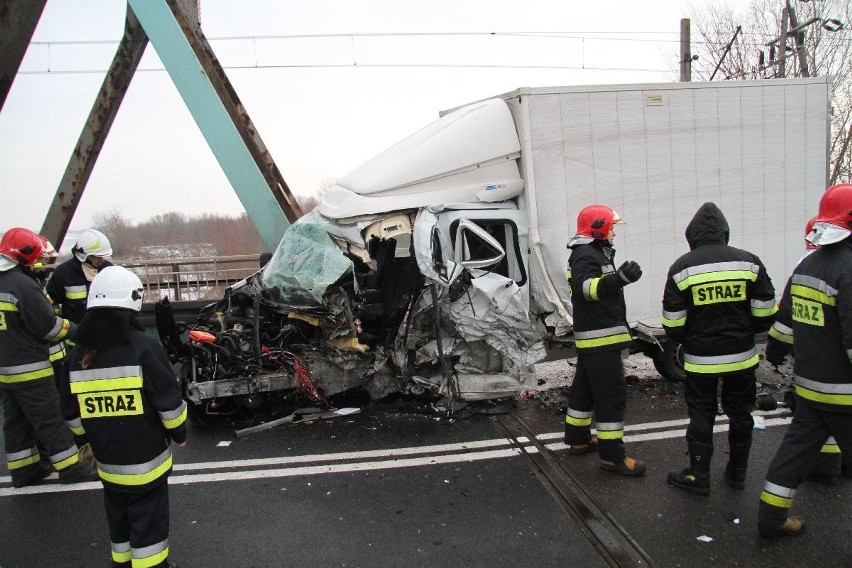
{"left": 216, "top": 441, "right": 232, "bottom": 447}
{"left": 234, "top": 407, "right": 362, "bottom": 438}
{"left": 753, "top": 415, "right": 766, "bottom": 430}
{"left": 696, "top": 535, "right": 713, "bottom": 543}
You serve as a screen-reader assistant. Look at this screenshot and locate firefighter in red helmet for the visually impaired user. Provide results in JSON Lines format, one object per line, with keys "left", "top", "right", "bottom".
{"left": 759, "top": 183, "right": 852, "bottom": 537}
{"left": 0, "top": 227, "right": 98, "bottom": 487}
{"left": 766, "top": 214, "right": 846, "bottom": 486}
{"left": 564, "top": 204, "right": 647, "bottom": 476}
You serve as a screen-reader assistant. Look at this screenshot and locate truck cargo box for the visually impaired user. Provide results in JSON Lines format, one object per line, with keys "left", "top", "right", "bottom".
{"left": 497, "top": 77, "right": 830, "bottom": 332}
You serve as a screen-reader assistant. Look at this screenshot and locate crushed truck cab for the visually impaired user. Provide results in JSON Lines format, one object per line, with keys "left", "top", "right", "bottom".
{"left": 157, "top": 78, "right": 830, "bottom": 419}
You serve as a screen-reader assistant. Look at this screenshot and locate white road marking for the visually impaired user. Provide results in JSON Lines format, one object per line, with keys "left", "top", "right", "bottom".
{"left": 0, "top": 412, "right": 792, "bottom": 497}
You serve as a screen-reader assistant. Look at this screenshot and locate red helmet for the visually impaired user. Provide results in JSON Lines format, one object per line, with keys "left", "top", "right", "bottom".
{"left": 814, "top": 183, "right": 852, "bottom": 230}
{"left": 804, "top": 216, "right": 818, "bottom": 250}
{"left": 576, "top": 205, "right": 623, "bottom": 241}
{"left": 0, "top": 227, "right": 45, "bottom": 267}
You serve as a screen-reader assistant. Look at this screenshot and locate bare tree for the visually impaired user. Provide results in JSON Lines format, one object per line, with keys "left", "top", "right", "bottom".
{"left": 92, "top": 207, "right": 133, "bottom": 257}
{"left": 688, "top": 0, "right": 852, "bottom": 184}
{"left": 298, "top": 177, "right": 337, "bottom": 213}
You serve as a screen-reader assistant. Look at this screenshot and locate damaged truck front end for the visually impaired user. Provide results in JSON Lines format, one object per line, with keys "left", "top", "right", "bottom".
{"left": 155, "top": 97, "right": 557, "bottom": 420}
{"left": 158, "top": 205, "right": 547, "bottom": 420}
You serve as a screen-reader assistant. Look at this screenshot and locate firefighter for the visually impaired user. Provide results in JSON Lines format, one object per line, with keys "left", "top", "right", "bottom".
{"left": 662, "top": 203, "right": 776, "bottom": 495}
{"left": 767, "top": 216, "right": 844, "bottom": 486}
{"left": 59, "top": 265, "right": 187, "bottom": 567}
{"left": 564, "top": 204, "right": 646, "bottom": 477}
{"left": 32, "top": 236, "right": 69, "bottom": 381}
{"left": 758, "top": 183, "right": 852, "bottom": 538}
{"left": 0, "top": 227, "right": 98, "bottom": 487}
{"left": 46, "top": 228, "right": 114, "bottom": 326}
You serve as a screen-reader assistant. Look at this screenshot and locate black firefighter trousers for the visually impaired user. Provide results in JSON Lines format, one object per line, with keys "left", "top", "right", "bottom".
{"left": 758, "top": 401, "right": 852, "bottom": 529}
{"left": 106, "top": 479, "right": 171, "bottom": 568}
{"left": 565, "top": 349, "right": 627, "bottom": 462}
{"left": 1, "top": 378, "right": 78, "bottom": 481}
{"left": 684, "top": 369, "right": 756, "bottom": 449}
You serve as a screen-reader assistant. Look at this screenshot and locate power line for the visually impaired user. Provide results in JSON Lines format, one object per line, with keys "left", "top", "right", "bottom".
{"left": 17, "top": 61, "right": 673, "bottom": 76}
{"left": 27, "top": 30, "right": 684, "bottom": 47}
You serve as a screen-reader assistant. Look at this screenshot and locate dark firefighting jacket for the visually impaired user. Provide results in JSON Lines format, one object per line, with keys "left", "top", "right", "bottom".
{"left": 46, "top": 257, "right": 113, "bottom": 324}
{"left": 567, "top": 237, "right": 633, "bottom": 352}
{"left": 767, "top": 238, "right": 852, "bottom": 413}
{"left": 662, "top": 203, "right": 776, "bottom": 374}
{"left": 60, "top": 330, "right": 188, "bottom": 491}
{"left": 0, "top": 266, "right": 74, "bottom": 388}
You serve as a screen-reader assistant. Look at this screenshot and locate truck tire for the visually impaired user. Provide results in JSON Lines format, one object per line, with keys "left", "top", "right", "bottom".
{"left": 652, "top": 341, "right": 686, "bottom": 382}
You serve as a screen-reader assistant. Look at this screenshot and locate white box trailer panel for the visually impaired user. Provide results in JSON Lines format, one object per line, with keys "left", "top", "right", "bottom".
{"left": 508, "top": 77, "right": 830, "bottom": 327}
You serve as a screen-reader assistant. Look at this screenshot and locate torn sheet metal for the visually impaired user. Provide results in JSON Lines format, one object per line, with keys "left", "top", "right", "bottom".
{"left": 447, "top": 272, "right": 546, "bottom": 369}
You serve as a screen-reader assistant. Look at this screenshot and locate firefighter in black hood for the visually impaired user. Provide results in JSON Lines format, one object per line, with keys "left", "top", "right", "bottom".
{"left": 564, "top": 204, "right": 646, "bottom": 477}
{"left": 662, "top": 202, "right": 777, "bottom": 495}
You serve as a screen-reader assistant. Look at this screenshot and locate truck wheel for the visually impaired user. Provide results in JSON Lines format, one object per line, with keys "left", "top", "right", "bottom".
{"left": 652, "top": 341, "right": 686, "bottom": 382}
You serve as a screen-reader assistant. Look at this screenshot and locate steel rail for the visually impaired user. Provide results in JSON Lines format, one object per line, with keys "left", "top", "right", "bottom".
{"left": 496, "top": 412, "right": 659, "bottom": 568}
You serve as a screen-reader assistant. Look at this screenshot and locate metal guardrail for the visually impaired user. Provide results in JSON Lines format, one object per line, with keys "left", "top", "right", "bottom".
{"left": 121, "top": 254, "right": 263, "bottom": 304}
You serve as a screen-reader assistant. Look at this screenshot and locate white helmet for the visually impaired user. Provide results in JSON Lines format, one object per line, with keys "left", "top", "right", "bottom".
{"left": 88, "top": 266, "right": 144, "bottom": 312}
{"left": 74, "top": 229, "right": 113, "bottom": 262}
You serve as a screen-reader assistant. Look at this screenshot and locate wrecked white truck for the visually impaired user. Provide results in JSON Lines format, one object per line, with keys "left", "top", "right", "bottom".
{"left": 156, "top": 77, "right": 830, "bottom": 420}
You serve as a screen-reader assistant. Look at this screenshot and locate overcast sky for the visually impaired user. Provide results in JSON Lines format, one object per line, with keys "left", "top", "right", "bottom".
{"left": 0, "top": 0, "right": 723, "bottom": 235}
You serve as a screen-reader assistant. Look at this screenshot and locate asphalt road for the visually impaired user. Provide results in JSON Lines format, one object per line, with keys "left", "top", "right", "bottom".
{"left": 1, "top": 356, "right": 850, "bottom": 568}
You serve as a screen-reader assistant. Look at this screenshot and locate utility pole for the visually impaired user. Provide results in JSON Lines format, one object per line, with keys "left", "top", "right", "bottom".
{"left": 787, "top": 1, "right": 810, "bottom": 77}
{"left": 778, "top": 5, "right": 789, "bottom": 78}
{"left": 765, "top": 0, "right": 822, "bottom": 79}
{"left": 679, "top": 18, "right": 692, "bottom": 82}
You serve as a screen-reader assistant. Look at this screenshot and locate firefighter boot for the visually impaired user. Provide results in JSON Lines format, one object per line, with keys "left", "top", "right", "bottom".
{"left": 569, "top": 436, "right": 599, "bottom": 456}
{"left": 758, "top": 515, "right": 806, "bottom": 538}
{"left": 600, "top": 456, "right": 646, "bottom": 477}
{"left": 11, "top": 460, "right": 52, "bottom": 488}
{"left": 667, "top": 441, "right": 712, "bottom": 495}
{"left": 724, "top": 441, "right": 750, "bottom": 489}
{"left": 755, "top": 394, "right": 777, "bottom": 411}
{"left": 58, "top": 461, "right": 99, "bottom": 484}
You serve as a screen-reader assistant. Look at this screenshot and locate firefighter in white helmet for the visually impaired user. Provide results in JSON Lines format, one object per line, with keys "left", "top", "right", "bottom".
{"left": 58, "top": 265, "right": 187, "bottom": 568}
{"left": 46, "top": 228, "right": 114, "bottom": 326}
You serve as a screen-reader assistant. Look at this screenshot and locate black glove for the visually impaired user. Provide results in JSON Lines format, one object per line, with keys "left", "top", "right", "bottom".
{"left": 764, "top": 338, "right": 787, "bottom": 367}
{"left": 617, "top": 260, "right": 642, "bottom": 284}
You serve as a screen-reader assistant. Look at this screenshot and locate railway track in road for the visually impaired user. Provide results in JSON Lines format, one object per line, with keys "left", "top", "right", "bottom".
{"left": 496, "top": 412, "right": 659, "bottom": 568}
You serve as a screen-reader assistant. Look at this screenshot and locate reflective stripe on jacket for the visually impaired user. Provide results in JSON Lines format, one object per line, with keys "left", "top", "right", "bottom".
{"left": 60, "top": 330, "right": 188, "bottom": 491}
{"left": 662, "top": 203, "right": 776, "bottom": 374}
{"left": 0, "top": 268, "right": 74, "bottom": 388}
{"left": 567, "top": 239, "right": 632, "bottom": 353}
{"left": 771, "top": 239, "right": 852, "bottom": 412}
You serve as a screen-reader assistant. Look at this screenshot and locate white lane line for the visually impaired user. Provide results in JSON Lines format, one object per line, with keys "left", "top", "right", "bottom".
{"left": 537, "top": 408, "right": 791, "bottom": 441}
{"left": 0, "top": 415, "right": 793, "bottom": 496}
{"left": 544, "top": 416, "right": 793, "bottom": 449}
{"left": 0, "top": 448, "right": 525, "bottom": 497}
{"left": 171, "top": 436, "right": 531, "bottom": 472}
